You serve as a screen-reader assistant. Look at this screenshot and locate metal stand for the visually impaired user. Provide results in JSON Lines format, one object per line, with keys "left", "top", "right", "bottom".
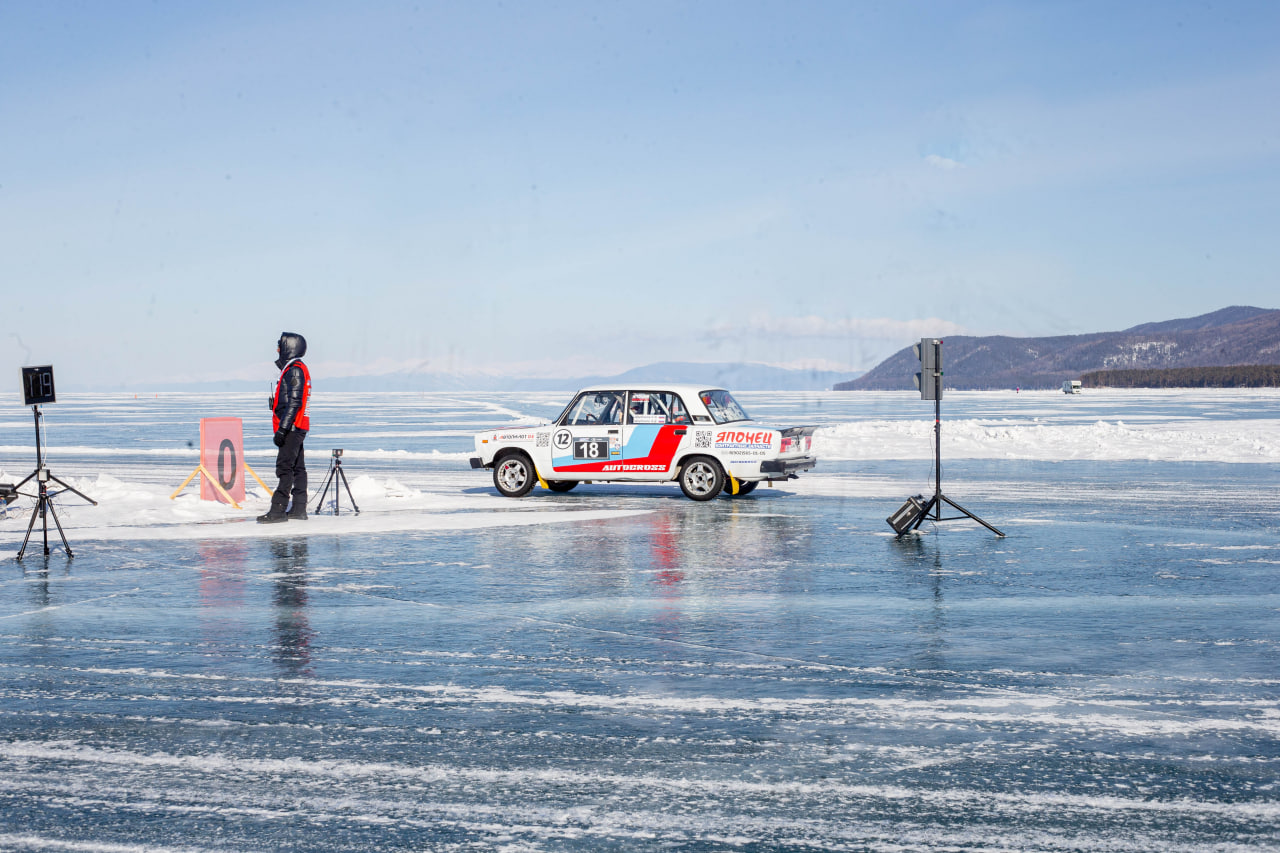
{"left": 908, "top": 394, "right": 1003, "bottom": 537}
{"left": 313, "top": 450, "right": 359, "bottom": 515}
{"left": 14, "top": 405, "right": 97, "bottom": 560}
{"left": 891, "top": 341, "right": 1003, "bottom": 538}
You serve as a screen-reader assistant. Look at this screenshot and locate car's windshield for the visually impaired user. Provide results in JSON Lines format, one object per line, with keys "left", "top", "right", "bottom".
{"left": 698, "top": 389, "right": 749, "bottom": 424}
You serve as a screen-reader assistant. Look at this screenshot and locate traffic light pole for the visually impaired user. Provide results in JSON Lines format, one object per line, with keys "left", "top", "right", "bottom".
{"left": 901, "top": 339, "right": 1004, "bottom": 537}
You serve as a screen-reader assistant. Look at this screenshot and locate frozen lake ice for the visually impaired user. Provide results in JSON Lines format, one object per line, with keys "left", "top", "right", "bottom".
{"left": 1, "top": 389, "right": 1278, "bottom": 850}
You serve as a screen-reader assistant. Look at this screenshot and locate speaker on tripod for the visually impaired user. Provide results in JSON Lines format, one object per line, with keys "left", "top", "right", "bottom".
{"left": 888, "top": 340, "right": 1004, "bottom": 538}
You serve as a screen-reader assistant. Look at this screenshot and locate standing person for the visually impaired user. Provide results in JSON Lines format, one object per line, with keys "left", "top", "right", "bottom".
{"left": 258, "top": 332, "right": 312, "bottom": 523}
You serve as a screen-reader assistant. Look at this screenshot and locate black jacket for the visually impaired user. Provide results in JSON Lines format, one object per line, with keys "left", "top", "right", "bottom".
{"left": 273, "top": 332, "right": 309, "bottom": 432}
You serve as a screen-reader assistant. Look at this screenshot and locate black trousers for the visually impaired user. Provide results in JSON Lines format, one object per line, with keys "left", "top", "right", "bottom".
{"left": 269, "top": 428, "right": 308, "bottom": 514}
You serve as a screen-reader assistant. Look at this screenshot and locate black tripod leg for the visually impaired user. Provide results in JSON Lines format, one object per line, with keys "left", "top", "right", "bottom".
{"left": 313, "top": 466, "right": 337, "bottom": 514}
{"left": 336, "top": 466, "right": 360, "bottom": 513}
{"left": 44, "top": 498, "right": 74, "bottom": 557}
{"left": 908, "top": 497, "right": 938, "bottom": 533}
{"left": 939, "top": 494, "right": 1005, "bottom": 537}
{"left": 47, "top": 475, "right": 98, "bottom": 506}
{"left": 16, "top": 497, "right": 41, "bottom": 561}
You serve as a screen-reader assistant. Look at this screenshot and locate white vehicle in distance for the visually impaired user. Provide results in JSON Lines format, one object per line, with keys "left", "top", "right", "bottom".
{"left": 470, "top": 384, "right": 817, "bottom": 501}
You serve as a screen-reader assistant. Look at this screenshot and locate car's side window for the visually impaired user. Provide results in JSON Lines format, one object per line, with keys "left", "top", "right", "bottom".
{"left": 566, "top": 391, "right": 624, "bottom": 426}
{"left": 627, "top": 391, "right": 690, "bottom": 425}
{"left": 668, "top": 394, "right": 690, "bottom": 424}
{"left": 598, "top": 392, "right": 624, "bottom": 425}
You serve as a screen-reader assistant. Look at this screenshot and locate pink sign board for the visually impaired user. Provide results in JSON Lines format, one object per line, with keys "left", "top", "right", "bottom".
{"left": 200, "top": 417, "right": 245, "bottom": 504}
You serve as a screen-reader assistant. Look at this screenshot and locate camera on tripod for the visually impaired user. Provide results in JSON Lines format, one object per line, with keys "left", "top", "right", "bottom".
{"left": 314, "top": 448, "right": 358, "bottom": 515}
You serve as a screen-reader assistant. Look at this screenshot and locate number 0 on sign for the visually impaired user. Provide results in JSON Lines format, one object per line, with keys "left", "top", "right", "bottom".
{"left": 200, "top": 418, "right": 246, "bottom": 504}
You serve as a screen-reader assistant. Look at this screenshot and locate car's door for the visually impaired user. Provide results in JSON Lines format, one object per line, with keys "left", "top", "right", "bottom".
{"left": 621, "top": 390, "right": 691, "bottom": 480}
{"left": 549, "top": 391, "right": 626, "bottom": 478}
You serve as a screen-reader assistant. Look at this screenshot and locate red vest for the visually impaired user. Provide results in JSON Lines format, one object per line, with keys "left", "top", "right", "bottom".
{"left": 272, "top": 360, "right": 312, "bottom": 432}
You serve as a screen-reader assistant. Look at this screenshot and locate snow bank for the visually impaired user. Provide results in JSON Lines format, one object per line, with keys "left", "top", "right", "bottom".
{"left": 814, "top": 418, "right": 1280, "bottom": 463}
{"left": 0, "top": 470, "right": 646, "bottom": 554}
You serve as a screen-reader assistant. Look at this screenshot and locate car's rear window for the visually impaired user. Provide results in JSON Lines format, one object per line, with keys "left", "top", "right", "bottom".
{"left": 698, "top": 390, "right": 749, "bottom": 424}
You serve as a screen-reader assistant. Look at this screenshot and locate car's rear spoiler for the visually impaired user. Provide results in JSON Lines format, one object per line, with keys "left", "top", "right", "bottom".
{"left": 780, "top": 425, "right": 818, "bottom": 438}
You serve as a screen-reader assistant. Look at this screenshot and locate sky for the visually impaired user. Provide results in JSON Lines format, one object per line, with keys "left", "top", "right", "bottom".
{"left": 3, "top": 1, "right": 1279, "bottom": 390}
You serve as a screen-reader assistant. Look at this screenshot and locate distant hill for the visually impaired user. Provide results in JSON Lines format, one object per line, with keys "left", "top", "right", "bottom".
{"left": 589, "top": 362, "right": 856, "bottom": 391}
{"left": 137, "top": 362, "right": 859, "bottom": 394}
{"left": 837, "top": 306, "right": 1280, "bottom": 391}
{"left": 320, "top": 361, "right": 856, "bottom": 393}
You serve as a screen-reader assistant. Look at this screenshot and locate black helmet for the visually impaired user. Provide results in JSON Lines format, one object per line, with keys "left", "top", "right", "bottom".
{"left": 276, "top": 332, "right": 307, "bottom": 368}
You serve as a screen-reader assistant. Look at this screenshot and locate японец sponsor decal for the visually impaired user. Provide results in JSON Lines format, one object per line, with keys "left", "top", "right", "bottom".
{"left": 714, "top": 429, "right": 774, "bottom": 450}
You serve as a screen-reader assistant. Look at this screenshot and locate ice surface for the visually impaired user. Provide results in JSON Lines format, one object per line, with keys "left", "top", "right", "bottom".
{"left": 0, "top": 389, "right": 1278, "bottom": 850}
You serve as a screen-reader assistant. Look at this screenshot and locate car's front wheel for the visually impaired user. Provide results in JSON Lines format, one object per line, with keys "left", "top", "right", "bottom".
{"left": 679, "top": 456, "right": 725, "bottom": 501}
{"left": 493, "top": 453, "right": 536, "bottom": 497}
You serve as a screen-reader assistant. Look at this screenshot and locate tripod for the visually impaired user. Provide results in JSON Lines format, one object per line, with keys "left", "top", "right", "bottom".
{"left": 906, "top": 391, "right": 1003, "bottom": 537}
{"left": 313, "top": 449, "right": 359, "bottom": 515}
{"left": 15, "top": 405, "right": 97, "bottom": 560}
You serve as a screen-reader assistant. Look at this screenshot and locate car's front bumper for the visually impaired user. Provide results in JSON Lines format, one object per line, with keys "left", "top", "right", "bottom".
{"left": 759, "top": 455, "right": 817, "bottom": 476}
{"left": 469, "top": 457, "right": 485, "bottom": 469}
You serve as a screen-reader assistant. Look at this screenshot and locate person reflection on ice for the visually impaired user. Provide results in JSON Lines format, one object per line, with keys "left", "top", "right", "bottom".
{"left": 270, "top": 538, "right": 314, "bottom": 678}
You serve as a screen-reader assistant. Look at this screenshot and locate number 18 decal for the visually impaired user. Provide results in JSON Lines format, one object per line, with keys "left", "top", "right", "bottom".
{"left": 573, "top": 438, "right": 608, "bottom": 460}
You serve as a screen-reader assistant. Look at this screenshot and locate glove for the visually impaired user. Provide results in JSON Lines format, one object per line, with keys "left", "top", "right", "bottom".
{"left": 273, "top": 428, "right": 289, "bottom": 447}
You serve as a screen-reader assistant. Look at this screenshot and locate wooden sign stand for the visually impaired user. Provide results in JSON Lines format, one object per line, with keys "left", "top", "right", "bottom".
{"left": 170, "top": 418, "right": 271, "bottom": 510}
{"left": 170, "top": 461, "right": 270, "bottom": 509}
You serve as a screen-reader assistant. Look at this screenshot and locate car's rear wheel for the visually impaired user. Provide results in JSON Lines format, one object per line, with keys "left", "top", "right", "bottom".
{"left": 546, "top": 480, "right": 577, "bottom": 493}
{"left": 723, "top": 479, "right": 759, "bottom": 497}
{"left": 493, "top": 452, "right": 536, "bottom": 497}
{"left": 679, "top": 456, "right": 725, "bottom": 501}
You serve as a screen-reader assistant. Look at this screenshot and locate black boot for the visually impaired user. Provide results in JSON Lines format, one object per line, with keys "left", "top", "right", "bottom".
{"left": 260, "top": 492, "right": 290, "bottom": 524}
{"left": 287, "top": 504, "right": 308, "bottom": 520}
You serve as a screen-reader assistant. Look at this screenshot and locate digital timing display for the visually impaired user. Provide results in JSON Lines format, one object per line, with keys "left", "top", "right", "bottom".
{"left": 21, "top": 366, "right": 56, "bottom": 406}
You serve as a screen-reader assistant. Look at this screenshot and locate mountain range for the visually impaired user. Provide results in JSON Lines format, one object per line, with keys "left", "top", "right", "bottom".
{"left": 838, "top": 306, "right": 1280, "bottom": 391}
{"left": 318, "top": 361, "right": 855, "bottom": 393}
{"left": 133, "top": 362, "right": 857, "bottom": 394}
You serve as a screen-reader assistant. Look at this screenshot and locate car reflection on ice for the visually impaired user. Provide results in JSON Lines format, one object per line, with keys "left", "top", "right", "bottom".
{"left": 470, "top": 384, "right": 817, "bottom": 501}
{"left": 475, "top": 503, "right": 813, "bottom": 594}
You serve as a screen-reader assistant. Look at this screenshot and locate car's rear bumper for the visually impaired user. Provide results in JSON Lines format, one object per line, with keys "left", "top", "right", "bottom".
{"left": 759, "top": 455, "right": 817, "bottom": 476}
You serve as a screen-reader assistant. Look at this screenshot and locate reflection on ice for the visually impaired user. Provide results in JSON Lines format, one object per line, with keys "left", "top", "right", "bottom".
{"left": 263, "top": 538, "right": 314, "bottom": 681}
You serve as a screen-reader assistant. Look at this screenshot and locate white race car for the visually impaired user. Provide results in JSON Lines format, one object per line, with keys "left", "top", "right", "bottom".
{"left": 470, "top": 384, "right": 817, "bottom": 501}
